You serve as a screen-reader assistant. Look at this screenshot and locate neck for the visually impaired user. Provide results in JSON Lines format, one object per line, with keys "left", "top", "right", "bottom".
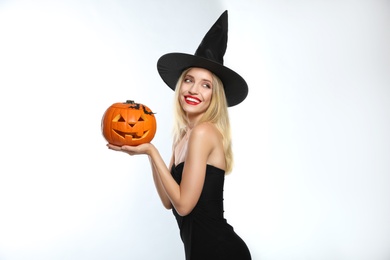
{"left": 185, "top": 113, "right": 203, "bottom": 130}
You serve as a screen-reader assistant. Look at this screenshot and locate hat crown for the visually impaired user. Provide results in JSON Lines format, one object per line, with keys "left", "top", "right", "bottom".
{"left": 194, "top": 10, "right": 228, "bottom": 65}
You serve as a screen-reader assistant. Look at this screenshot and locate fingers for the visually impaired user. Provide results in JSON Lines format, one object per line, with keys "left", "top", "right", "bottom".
{"left": 106, "top": 144, "right": 136, "bottom": 157}
{"left": 106, "top": 143, "right": 122, "bottom": 151}
{"left": 106, "top": 143, "right": 150, "bottom": 156}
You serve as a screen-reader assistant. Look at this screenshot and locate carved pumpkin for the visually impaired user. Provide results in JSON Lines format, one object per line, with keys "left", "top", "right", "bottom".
{"left": 102, "top": 100, "right": 156, "bottom": 146}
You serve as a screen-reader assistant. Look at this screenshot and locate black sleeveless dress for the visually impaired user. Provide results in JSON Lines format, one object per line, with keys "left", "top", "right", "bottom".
{"left": 171, "top": 162, "right": 251, "bottom": 260}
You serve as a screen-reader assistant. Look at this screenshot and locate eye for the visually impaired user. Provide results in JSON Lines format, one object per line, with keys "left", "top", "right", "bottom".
{"left": 184, "top": 77, "right": 192, "bottom": 83}
{"left": 202, "top": 82, "right": 212, "bottom": 89}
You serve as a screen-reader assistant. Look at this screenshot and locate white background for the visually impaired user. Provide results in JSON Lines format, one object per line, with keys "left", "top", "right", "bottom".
{"left": 0, "top": 0, "right": 389, "bottom": 259}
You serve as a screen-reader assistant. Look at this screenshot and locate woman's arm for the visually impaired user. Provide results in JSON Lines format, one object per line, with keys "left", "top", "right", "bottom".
{"left": 108, "top": 123, "right": 218, "bottom": 216}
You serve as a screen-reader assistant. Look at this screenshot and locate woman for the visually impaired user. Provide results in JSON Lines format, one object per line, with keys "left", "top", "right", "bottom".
{"left": 108, "top": 10, "right": 251, "bottom": 260}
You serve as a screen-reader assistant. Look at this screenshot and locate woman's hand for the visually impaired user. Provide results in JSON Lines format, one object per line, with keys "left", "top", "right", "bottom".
{"left": 106, "top": 143, "right": 154, "bottom": 156}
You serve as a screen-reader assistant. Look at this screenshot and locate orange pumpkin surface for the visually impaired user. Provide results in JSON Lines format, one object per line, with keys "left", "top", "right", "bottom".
{"left": 102, "top": 100, "right": 156, "bottom": 146}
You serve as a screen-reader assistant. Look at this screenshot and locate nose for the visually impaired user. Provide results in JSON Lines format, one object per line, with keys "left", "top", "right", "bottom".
{"left": 188, "top": 82, "right": 199, "bottom": 94}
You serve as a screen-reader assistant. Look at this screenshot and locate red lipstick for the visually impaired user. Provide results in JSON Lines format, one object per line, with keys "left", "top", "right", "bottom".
{"left": 184, "top": 95, "right": 201, "bottom": 105}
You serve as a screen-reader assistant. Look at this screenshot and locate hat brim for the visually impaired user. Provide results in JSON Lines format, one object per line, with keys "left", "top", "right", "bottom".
{"left": 157, "top": 53, "right": 248, "bottom": 107}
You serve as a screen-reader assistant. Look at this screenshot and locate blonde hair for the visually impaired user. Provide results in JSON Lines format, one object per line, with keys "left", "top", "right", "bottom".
{"left": 172, "top": 68, "right": 234, "bottom": 173}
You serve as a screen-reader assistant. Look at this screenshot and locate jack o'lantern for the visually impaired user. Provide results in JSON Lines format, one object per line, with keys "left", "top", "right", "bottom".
{"left": 101, "top": 100, "right": 157, "bottom": 146}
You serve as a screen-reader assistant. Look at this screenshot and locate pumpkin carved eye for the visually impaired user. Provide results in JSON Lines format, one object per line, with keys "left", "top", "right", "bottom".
{"left": 102, "top": 100, "right": 157, "bottom": 146}
{"left": 113, "top": 115, "right": 126, "bottom": 122}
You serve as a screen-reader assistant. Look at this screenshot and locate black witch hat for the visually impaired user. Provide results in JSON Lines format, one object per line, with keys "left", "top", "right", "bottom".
{"left": 157, "top": 10, "right": 248, "bottom": 107}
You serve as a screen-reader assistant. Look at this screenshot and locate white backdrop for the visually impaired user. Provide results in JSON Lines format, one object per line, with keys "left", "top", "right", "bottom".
{"left": 1, "top": 0, "right": 389, "bottom": 259}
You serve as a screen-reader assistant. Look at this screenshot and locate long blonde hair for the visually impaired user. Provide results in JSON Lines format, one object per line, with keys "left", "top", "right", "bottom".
{"left": 172, "top": 68, "right": 234, "bottom": 173}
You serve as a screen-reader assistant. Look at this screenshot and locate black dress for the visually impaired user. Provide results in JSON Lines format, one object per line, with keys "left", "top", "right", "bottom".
{"left": 171, "top": 162, "right": 251, "bottom": 260}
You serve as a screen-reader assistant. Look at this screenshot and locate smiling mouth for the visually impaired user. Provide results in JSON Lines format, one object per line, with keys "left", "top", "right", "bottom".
{"left": 185, "top": 96, "right": 201, "bottom": 105}
{"left": 113, "top": 129, "right": 149, "bottom": 139}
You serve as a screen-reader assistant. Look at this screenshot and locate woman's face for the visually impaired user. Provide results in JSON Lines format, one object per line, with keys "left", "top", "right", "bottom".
{"left": 179, "top": 67, "right": 213, "bottom": 119}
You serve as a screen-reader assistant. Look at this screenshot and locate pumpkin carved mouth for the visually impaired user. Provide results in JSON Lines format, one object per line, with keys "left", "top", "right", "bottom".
{"left": 113, "top": 129, "right": 150, "bottom": 139}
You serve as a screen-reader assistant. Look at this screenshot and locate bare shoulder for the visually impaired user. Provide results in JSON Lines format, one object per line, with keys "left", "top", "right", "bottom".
{"left": 189, "top": 122, "right": 222, "bottom": 151}
{"left": 191, "top": 122, "right": 221, "bottom": 140}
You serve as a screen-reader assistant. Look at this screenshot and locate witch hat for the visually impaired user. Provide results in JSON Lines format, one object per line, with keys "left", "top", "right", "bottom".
{"left": 157, "top": 10, "right": 248, "bottom": 107}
